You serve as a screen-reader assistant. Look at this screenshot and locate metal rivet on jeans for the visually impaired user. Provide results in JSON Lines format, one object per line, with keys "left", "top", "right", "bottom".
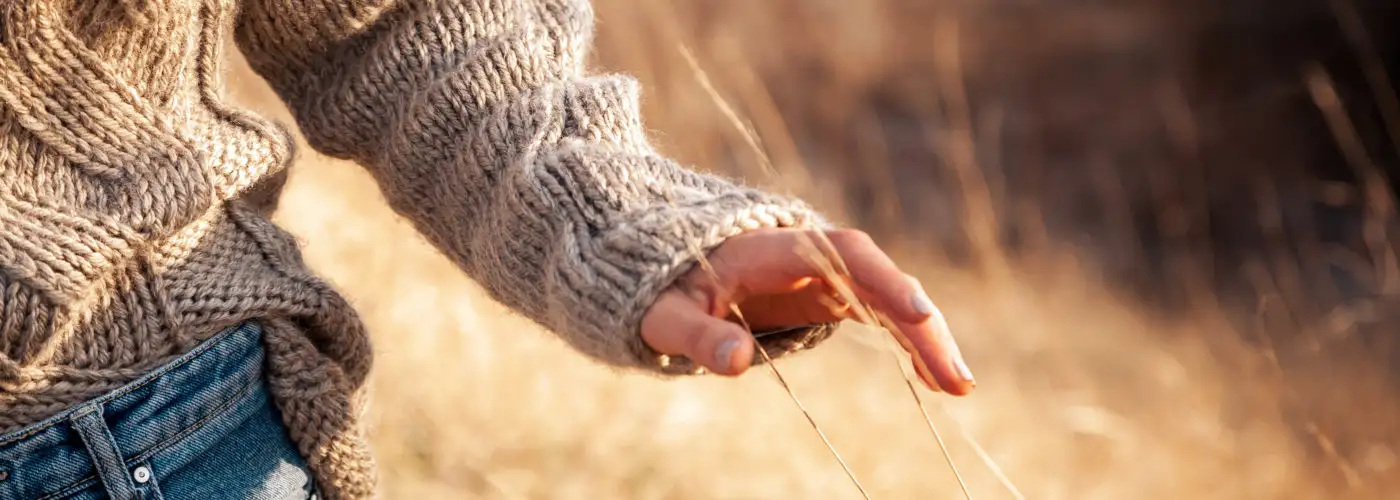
{"left": 0, "top": 470, "right": 8, "bottom": 481}
{"left": 132, "top": 466, "right": 151, "bottom": 484}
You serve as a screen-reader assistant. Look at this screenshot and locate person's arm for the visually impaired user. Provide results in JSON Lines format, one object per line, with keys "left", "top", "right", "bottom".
{"left": 233, "top": 0, "right": 832, "bottom": 374}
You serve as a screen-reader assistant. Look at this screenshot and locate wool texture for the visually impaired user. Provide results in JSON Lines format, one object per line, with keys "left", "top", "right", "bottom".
{"left": 0, "top": 0, "right": 836, "bottom": 498}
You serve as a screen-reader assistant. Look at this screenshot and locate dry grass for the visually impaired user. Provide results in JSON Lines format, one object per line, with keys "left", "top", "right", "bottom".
{"left": 226, "top": 1, "right": 1400, "bottom": 498}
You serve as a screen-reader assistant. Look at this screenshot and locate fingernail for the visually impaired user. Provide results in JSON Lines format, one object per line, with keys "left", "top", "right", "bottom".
{"left": 953, "top": 357, "right": 975, "bottom": 383}
{"left": 911, "top": 289, "right": 936, "bottom": 316}
{"left": 715, "top": 339, "right": 740, "bottom": 370}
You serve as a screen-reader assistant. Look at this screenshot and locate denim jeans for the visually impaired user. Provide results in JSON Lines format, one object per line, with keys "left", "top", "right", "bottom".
{"left": 0, "top": 321, "right": 318, "bottom": 500}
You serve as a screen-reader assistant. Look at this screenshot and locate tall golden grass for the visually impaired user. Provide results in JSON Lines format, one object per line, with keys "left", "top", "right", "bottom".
{"left": 228, "top": 1, "right": 1399, "bottom": 498}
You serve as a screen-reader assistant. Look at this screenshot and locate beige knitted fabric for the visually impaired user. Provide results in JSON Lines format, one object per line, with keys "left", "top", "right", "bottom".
{"left": 0, "top": 0, "right": 835, "bottom": 498}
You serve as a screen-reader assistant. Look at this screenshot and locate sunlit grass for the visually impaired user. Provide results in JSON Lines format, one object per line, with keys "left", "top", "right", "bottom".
{"left": 225, "top": 1, "right": 1400, "bottom": 498}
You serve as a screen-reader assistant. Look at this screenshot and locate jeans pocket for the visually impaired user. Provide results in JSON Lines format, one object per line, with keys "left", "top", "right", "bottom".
{"left": 139, "top": 372, "right": 318, "bottom": 500}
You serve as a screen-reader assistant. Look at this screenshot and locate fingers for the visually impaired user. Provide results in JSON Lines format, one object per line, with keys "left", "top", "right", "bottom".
{"left": 700, "top": 229, "right": 934, "bottom": 325}
{"left": 641, "top": 289, "right": 756, "bottom": 376}
{"left": 731, "top": 280, "right": 852, "bottom": 331}
{"left": 822, "top": 229, "right": 935, "bottom": 325}
{"left": 662, "top": 227, "right": 974, "bottom": 395}
{"left": 822, "top": 230, "right": 974, "bottom": 394}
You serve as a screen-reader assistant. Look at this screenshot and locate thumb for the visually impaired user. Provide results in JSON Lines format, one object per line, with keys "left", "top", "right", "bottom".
{"left": 641, "top": 289, "right": 756, "bottom": 375}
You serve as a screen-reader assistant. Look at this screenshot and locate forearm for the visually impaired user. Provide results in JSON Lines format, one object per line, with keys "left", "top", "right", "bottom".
{"left": 235, "top": 0, "right": 826, "bottom": 372}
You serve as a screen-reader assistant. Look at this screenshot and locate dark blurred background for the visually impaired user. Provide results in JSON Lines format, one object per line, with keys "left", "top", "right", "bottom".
{"left": 589, "top": 0, "right": 1400, "bottom": 492}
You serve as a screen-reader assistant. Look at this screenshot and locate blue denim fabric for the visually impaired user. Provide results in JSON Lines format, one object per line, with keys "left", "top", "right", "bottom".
{"left": 0, "top": 321, "right": 317, "bottom": 500}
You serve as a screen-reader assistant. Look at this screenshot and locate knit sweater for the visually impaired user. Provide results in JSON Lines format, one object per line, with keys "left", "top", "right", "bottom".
{"left": 0, "top": 1, "right": 834, "bottom": 498}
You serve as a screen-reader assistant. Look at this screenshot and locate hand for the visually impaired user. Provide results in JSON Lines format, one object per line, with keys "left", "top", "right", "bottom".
{"left": 639, "top": 228, "right": 975, "bottom": 396}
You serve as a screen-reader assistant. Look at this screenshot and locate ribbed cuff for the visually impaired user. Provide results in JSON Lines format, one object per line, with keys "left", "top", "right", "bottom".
{"left": 537, "top": 155, "right": 834, "bottom": 374}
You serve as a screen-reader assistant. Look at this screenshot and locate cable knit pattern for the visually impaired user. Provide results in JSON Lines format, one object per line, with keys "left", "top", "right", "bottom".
{"left": 0, "top": 0, "right": 832, "bottom": 498}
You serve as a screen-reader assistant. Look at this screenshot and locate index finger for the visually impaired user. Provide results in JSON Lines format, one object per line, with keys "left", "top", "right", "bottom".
{"left": 819, "top": 230, "right": 974, "bottom": 395}
{"left": 881, "top": 305, "right": 974, "bottom": 395}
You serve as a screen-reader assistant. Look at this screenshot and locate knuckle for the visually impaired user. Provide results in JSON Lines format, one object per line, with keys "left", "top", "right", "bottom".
{"left": 831, "top": 228, "right": 872, "bottom": 244}
{"left": 676, "top": 266, "right": 710, "bottom": 294}
{"left": 827, "top": 228, "right": 874, "bottom": 250}
{"left": 683, "top": 326, "right": 710, "bottom": 357}
{"left": 698, "top": 246, "right": 740, "bottom": 286}
{"left": 705, "top": 247, "right": 733, "bottom": 278}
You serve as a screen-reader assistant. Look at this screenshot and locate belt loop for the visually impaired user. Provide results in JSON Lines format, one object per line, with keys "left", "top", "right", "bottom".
{"left": 70, "top": 405, "right": 139, "bottom": 500}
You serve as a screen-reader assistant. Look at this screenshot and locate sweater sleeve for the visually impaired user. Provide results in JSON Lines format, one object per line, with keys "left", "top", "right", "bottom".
{"left": 233, "top": 0, "right": 834, "bottom": 374}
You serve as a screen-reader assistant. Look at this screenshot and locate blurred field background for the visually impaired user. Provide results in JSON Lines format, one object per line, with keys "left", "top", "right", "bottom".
{"left": 227, "top": 1, "right": 1400, "bottom": 498}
